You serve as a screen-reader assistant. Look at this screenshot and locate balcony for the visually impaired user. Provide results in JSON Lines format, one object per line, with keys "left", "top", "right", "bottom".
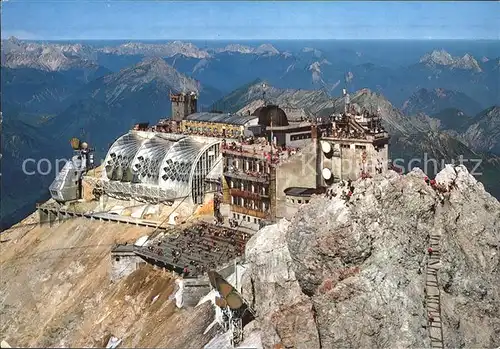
{"left": 373, "top": 131, "right": 389, "bottom": 139}
{"left": 222, "top": 147, "right": 268, "bottom": 160}
{"left": 223, "top": 169, "right": 270, "bottom": 183}
{"left": 221, "top": 143, "right": 289, "bottom": 164}
{"left": 231, "top": 205, "right": 269, "bottom": 219}
{"left": 229, "top": 188, "right": 267, "bottom": 200}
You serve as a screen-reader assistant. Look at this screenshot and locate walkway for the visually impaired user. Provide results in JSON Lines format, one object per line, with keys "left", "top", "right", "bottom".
{"left": 426, "top": 203, "right": 445, "bottom": 348}
{"left": 36, "top": 203, "right": 168, "bottom": 231}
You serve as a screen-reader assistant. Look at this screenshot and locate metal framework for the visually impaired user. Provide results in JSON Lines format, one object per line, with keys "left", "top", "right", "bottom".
{"left": 49, "top": 153, "right": 87, "bottom": 202}
{"left": 101, "top": 131, "right": 221, "bottom": 204}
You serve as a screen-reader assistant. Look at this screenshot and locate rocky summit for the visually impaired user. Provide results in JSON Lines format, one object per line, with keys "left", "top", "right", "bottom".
{"left": 240, "top": 165, "right": 500, "bottom": 349}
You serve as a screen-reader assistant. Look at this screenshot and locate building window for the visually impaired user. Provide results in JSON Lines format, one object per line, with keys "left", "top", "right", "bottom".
{"left": 115, "top": 257, "right": 120, "bottom": 262}
{"left": 291, "top": 132, "right": 312, "bottom": 141}
{"left": 341, "top": 144, "right": 350, "bottom": 149}
{"left": 291, "top": 199, "right": 295, "bottom": 204}
{"left": 254, "top": 218, "right": 257, "bottom": 223}
{"left": 305, "top": 200, "right": 310, "bottom": 204}
{"left": 355, "top": 145, "right": 366, "bottom": 150}
{"left": 298, "top": 200, "right": 302, "bottom": 204}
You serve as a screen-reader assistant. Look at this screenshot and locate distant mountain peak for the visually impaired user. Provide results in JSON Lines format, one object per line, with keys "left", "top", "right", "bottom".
{"left": 420, "top": 49, "right": 454, "bottom": 65}
{"left": 1, "top": 37, "right": 97, "bottom": 71}
{"left": 302, "top": 47, "right": 323, "bottom": 58}
{"left": 419, "top": 49, "right": 482, "bottom": 72}
{"left": 7, "top": 36, "right": 22, "bottom": 44}
{"left": 106, "top": 57, "right": 199, "bottom": 94}
{"left": 99, "top": 41, "right": 210, "bottom": 59}
{"left": 218, "top": 44, "right": 253, "bottom": 54}
{"left": 254, "top": 44, "right": 280, "bottom": 56}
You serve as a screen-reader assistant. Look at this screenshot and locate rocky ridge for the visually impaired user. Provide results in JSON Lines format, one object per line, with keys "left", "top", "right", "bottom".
{"left": 401, "top": 88, "right": 483, "bottom": 117}
{"left": 240, "top": 165, "right": 500, "bottom": 348}
{"left": 101, "top": 57, "right": 200, "bottom": 99}
{"left": 99, "top": 41, "right": 211, "bottom": 59}
{"left": 1, "top": 37, "right": 97, "bottom": 71}
{"left": 420, "top": 50, "right": 483, "bottom": 73}
{"left": 212, "top": 79, "right": 335, "bottom": 115}
{"left": 461, "top": 106, "right": 500, "bottom": 155}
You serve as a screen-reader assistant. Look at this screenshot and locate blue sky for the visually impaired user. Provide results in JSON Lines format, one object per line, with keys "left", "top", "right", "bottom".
{"left": 1, "top": 1, "right": 499, "bottom": 40}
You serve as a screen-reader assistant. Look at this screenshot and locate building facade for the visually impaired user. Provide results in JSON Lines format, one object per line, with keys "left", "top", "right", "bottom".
{"left": 221, "top": 143, "right": 275, "bottom": 230}
{"left": 171, "top": 92, "right": 198, "bottom": 122}
{"left": 319, "top": 110, "right": 390, "bottom": 183}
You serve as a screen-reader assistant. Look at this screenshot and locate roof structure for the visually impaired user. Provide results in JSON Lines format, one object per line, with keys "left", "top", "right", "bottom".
{"left": 185, "top": 112, "right": 257, "bottom": 126}
{"left": 283, "top": 187, "right": 326, "bottom": 197}
{"left": 253, "top": 105, "right": 289, "bottom": 127}
{"left": 102, "top": 131, "right": 221, "bottom": 203}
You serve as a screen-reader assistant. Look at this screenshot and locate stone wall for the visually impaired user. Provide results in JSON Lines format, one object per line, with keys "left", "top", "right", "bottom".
{"left": 183, "top": 278, "right": 211, "bottom": 307}
{"left": 110, "top": 252, "right": 145, "bottom": 282}
{"left": 275, "top": 142, "right": 319, "bottom": 218}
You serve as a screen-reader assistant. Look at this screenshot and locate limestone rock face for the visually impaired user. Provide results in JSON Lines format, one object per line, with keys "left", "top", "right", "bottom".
{"left": 241, "top": 220, "right": 321, "bottom": 349}
{"left": 242, "top": 166, "right": 500, "bottom": 348}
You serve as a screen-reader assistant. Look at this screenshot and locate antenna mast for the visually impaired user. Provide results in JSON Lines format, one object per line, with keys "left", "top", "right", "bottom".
{"left": 343, "top": 72, "right": 351, "bottom": 115}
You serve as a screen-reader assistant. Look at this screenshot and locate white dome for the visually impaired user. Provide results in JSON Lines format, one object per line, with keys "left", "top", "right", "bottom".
{"left": 322, "top": 167, "right": 332, "bottom": 180}
{"left": 321, "top": 141, "right": 332, "bottom": 154}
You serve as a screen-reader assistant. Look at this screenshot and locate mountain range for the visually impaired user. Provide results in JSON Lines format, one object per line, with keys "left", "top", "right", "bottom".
{"left": 3, "top": 37, "right": 499, "bottom": 105}
{"left": 1, "top": 37, "right": 499, "bottom": 230}
{"left": 401, "top": 87, "right": 484, "bottom": 116}
{"left": 434, "top": 106, "right": 500, "bottom": 156}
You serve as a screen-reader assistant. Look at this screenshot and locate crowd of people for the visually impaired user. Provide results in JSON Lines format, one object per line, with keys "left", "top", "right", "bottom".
{"left": 141, "top": 223, "right": 250, "bottom": 277}
{"left": 133, "top": 120, "right": 247, "bottom": 139}
{"left": 222, "top": 138, "right": 300, "bottom": 167}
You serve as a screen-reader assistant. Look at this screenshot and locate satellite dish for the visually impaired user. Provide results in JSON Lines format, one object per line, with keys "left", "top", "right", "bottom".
{"left": 320, "top": 141, "right": 332, "bottom": 154}
{"left": 208, "top": 271, "right": 245, "bottom": 310}
{"left": 322, "top": 168, "right": 332, "bottom": 180}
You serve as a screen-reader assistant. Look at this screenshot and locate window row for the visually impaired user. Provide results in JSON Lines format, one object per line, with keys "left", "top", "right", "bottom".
{"left": 340, "top": 144, "right": 367, "bottom": 150}
{"left": 232, "top": 213, "right": 262, "bottom": 225}
{"left": 225, "top": 158, "right": 271, "bottom": 173}
{"left": 230, "top": 196, "right": 269, "bottom": 211}
{"left": 290, "top": 132, "right": 312, "bottom": 141}
{"left": 229, "top": 180, "right": 269, "bottom": 195}
{"left": 287, "top": 197, "right": 310, "bottom": 204}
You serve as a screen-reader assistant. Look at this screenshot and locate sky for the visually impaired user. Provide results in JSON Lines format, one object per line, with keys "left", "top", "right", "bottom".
{"left": 1, "top": 1, "right": 499, "bottom": 40}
